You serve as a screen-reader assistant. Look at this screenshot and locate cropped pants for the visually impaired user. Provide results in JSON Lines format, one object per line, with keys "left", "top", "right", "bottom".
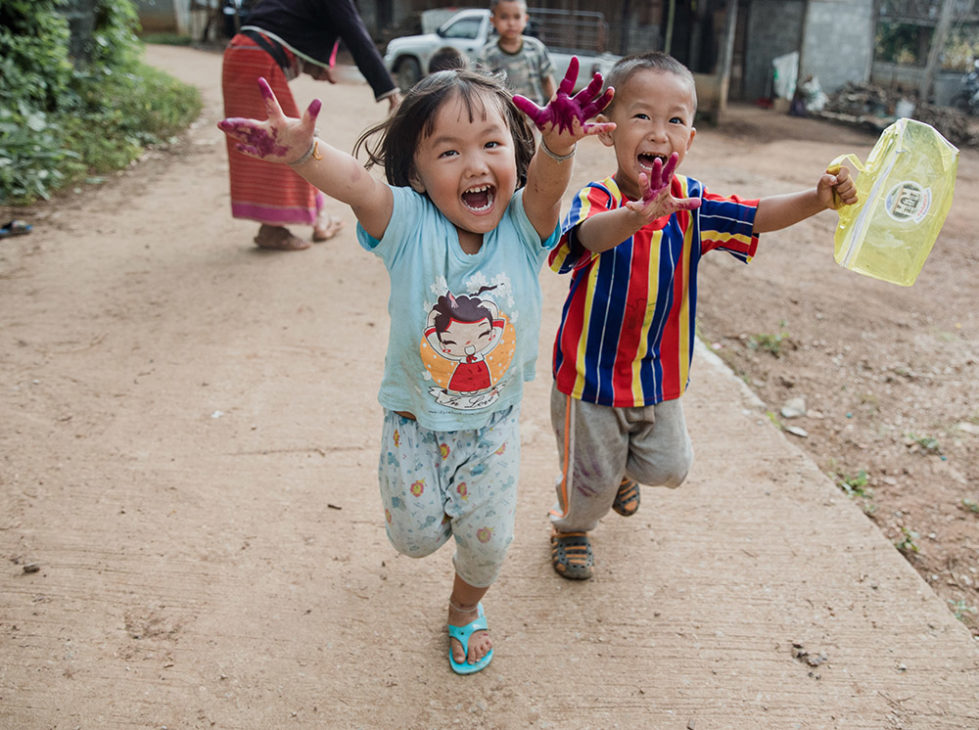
{"left": 549, "top": 386, "right": 693, "bottom": 533}
{"left": 378, "top": 406, "right": 521, "bottom": 588}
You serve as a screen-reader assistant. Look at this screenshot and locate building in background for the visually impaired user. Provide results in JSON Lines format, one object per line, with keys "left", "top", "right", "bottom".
{"left": 131, "top": 1, "right": 977, "bottom": 108}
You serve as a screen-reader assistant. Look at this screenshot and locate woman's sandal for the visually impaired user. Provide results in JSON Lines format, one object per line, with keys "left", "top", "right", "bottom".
{"left": 550, "top": 531, "right": 594, "bottom": 580}
{"left": 447, "top": 602, "right": 493, "bottom": 675}
{"left": 612, "top": 477, "right": 641, "bottom": 517}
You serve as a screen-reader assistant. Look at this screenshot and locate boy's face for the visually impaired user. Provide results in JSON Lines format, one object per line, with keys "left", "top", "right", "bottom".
{"left": 490, "top": 1, "right": 529, "bottom": 43}
{"left": 598, "top": 69, "right": 697, "bottom": 201}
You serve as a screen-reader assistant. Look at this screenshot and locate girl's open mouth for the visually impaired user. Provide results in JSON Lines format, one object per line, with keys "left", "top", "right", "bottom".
{"left": 462, "top": 184, "right": 495, "bottom": 213}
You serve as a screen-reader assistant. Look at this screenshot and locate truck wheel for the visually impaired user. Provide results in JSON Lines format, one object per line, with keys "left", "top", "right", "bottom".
{"left": 394, "top": 57, "right": 422, "bottom": 91}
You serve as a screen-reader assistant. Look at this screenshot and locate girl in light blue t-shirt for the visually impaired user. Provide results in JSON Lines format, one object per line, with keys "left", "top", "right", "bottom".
{"left": 219, "top": 62, "right": 613, "bottom": 674}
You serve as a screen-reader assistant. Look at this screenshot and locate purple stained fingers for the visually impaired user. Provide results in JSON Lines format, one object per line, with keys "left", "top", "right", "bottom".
{"left": 218, "top": 118, "right": 290, "bottom": 159}
{"left": 217, "top": 77, "right": 321, "bottom": 163}
{"left": 640, "top": 153, "right": 679, "bottom": 203}
{"left": 512, "top": 57, "right": 615, "bottom": 134}
{"left": 638, "top": 152, "right": 701, "bottom": 212}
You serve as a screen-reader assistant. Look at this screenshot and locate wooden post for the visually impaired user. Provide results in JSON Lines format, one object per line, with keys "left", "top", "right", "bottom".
{"left": 918, "top": 0, "right": 956, "bottom": 102}
{"left": 664, "top": 0, "right": 675, "bottom": 55}
{"left": 716, "top": 0, "right": 739, "bottom": 118}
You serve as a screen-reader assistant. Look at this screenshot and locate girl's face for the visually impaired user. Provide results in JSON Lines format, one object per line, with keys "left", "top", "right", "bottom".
{"left": 599, "top": 69, "right": 697, "bottom": 201}
{"left": 409, "top": 91, "right": 518, "bottom": 245}
{"left": 438, "top": 317, "right": 494, "bottom": 357}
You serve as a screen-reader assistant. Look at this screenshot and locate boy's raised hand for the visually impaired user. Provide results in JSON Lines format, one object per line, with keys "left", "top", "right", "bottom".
{"left": 218, "top": 77, "right": 320, "bottom": 164}
{"left": 624, "top": 152, "right": 701, "bottom": 222}
{"left": 513, "top": 57, "right": 616, "bottom": 148}
{"left": 821, "top": 164, "right": 858, "bottom": 209}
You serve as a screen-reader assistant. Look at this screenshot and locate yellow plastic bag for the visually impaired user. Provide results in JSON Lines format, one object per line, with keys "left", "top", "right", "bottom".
{"left": 828, "top": 118, "right": 958, "bottom": 286}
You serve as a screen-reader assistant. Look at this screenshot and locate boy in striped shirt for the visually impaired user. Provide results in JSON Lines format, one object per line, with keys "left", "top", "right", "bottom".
{"left": 547, "top": 52, "right": 857, "bottom": 580}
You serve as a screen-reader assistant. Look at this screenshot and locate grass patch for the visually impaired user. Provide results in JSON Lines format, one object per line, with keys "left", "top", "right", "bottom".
{"left": 1, "top": 61, "right": 200, "bottom": 203}
{"left": 139, "top": 33, "right": 195, "bottom": 46}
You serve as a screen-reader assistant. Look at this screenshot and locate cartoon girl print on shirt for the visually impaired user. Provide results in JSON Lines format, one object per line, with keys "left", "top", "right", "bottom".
{"left": 420, "top": 286, "right": 516, "bottom": 410}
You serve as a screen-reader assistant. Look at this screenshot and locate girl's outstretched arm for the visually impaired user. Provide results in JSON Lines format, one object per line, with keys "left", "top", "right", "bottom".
{"left": 218, "top": 78, "right": 393, "bottom": 240}
{"left": 513, "top": 59, "right": 615, "bottom": 238}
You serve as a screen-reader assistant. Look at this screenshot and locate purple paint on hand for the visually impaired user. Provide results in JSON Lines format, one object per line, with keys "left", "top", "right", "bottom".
{"left": 638, "top": 152, "right": 701, "bottom": 212}
{"left": 216, "top": 78, "right": 321, "bottom": 162}
{"left": 513, "top": 57, "right": 614, "bottom": 133}
{"left": 218, "top": 119, "right": 289, "bottom": 159}
{"left": 641, "top": 153, "right": 679, "bottom": 203}
{"left": 258, "top": 77, "right": 275, "bottom": 101}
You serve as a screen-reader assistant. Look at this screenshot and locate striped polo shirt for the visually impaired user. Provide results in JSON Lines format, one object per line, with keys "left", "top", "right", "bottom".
{"left": 549, "top": 174, "right": 759, "bottom": 407}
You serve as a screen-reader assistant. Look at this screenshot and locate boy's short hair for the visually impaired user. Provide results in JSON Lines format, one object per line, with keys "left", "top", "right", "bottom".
{"left": 490, "top": 0, "right": 527, "bottom": 11}
{"left": 604, "top": 52, "right": 698, "bottom": 113}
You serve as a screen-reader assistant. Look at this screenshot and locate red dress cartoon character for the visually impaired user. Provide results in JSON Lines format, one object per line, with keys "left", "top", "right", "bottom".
{"left": 421, "top": 287, "right": 516, "bottom": 410}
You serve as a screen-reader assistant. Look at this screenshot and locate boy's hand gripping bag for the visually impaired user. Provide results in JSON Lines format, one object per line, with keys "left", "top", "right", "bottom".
{"left": 828, "top": 118, "right": 958, "bottom": 286}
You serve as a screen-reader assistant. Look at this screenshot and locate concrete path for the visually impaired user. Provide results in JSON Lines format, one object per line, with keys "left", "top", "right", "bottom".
{"left": 1, "top": 44, "right": 976, "bottom": 730}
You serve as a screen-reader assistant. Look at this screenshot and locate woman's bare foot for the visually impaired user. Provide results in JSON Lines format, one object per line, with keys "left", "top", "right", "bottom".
{"left": 312, "top": 211, "right": 344, "bottom": 242}
{"left": 448, "top": 601, "right": 492, "bottom": 667}
{"left": 254, "top": 224, "right": 311, "bottom": 251}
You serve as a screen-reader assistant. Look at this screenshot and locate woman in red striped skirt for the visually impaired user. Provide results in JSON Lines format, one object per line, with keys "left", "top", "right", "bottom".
{"left": 222, "top": 0, "right": 401, "bottom": 250}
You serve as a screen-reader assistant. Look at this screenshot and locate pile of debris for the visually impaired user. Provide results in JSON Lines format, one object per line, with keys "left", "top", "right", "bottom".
{"left": 816, "top": 82, "right": 977, "bottom": 148}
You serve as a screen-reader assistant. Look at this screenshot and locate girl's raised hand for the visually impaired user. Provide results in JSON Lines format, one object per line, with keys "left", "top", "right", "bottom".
{"left": 625, "top": 152, "right": 701, "bottom": 222}
{"left": 218, "top": 77, "right": 321, "bottom": 164}
{"left": 513, "top": 57, "right": 616, "bottom": 145}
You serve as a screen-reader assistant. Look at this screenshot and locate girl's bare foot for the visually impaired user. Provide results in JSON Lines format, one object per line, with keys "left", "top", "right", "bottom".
{"left": 448, "top": 601, "right": 492, "bottom": 667}
{"left": 254, "top": 224, "right": 311, "bottom": 250}
{"left": 312, "top": 211, "right": 344, "bottom": 241}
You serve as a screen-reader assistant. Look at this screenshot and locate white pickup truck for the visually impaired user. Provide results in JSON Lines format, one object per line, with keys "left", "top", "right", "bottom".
{"left": 383, "top": 7, "right": 620, "bottom": 92}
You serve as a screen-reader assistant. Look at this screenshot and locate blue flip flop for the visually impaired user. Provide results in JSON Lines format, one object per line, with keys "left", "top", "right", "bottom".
{"left": 448, "top": 602, "right": 493, "bottom": 675}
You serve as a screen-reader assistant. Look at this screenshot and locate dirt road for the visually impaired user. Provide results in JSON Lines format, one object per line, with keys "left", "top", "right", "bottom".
{"left": 1, "top": 44, "right": 977, "bottom": 729}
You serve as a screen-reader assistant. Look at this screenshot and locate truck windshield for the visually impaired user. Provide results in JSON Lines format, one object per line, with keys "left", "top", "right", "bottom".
{"left": 439, "top": 17, "right": 482, "bottom": 40}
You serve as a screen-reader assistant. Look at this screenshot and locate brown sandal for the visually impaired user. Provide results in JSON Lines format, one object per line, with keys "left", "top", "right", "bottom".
{"left": 612, "top": 477, "right": 640, "bottom": 517}
{"left": 550, "top": 531, "right": 593, "bottom": 580}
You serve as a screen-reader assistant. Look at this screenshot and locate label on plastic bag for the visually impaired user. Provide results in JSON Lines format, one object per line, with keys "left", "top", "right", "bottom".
{"left": 884, "top": 181, "right": 930, "bottom": 223}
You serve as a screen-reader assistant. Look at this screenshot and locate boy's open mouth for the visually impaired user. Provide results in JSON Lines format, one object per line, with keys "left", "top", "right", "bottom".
{"left": 638, "top": 152, "right": 668, "bottom": 170}
{"left": 462, "top": 184, "right": 495, "bottom": 212}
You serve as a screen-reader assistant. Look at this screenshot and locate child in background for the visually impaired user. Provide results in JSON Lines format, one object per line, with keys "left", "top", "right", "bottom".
{"left": 478, "top": 0, "right": 556, "bottom": 106}
{"left": 429, "top": 46, "right": 469, "bottom": 74}
{"left": 547, "top": 52, "right": 858, "bottom": 580}
{"left": 219, "top": 63, "right": 613, "bottom": 672}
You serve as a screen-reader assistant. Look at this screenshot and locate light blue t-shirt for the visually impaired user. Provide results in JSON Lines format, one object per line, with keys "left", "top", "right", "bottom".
{"left": 357, "top": 186, "right": 560, "bottom": 432}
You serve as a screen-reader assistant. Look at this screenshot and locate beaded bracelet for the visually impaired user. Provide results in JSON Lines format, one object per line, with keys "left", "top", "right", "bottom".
{"left": 540, "top": 138, "right": 576, "bottom": 163}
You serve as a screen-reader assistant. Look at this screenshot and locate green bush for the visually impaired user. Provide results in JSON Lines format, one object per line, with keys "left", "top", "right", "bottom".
{"left": 0, "top": 0, "right": 202, "bottom": 204}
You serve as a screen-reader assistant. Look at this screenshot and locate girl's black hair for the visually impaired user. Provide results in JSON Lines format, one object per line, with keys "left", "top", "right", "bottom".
{"left": 354, "top": 69, "right": 535, "bottom": 189}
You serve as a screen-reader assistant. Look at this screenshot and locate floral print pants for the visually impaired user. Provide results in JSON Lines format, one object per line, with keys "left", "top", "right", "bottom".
{"left": 378, "top": 406, "right": 521, "bottom": 588}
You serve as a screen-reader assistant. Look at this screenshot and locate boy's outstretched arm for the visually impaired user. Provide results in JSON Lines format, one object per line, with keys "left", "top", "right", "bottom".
{"left": 753, "top": 165, "right": 857, "bottom": 233}
{"left": 513, "top": 58, "right": 615, "bottom": 238}
{"left": 218, "top": 78, "right": 393, "bottom": 240}
{"left": 575, "top": 153, "right": 702, "bottom": 253}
